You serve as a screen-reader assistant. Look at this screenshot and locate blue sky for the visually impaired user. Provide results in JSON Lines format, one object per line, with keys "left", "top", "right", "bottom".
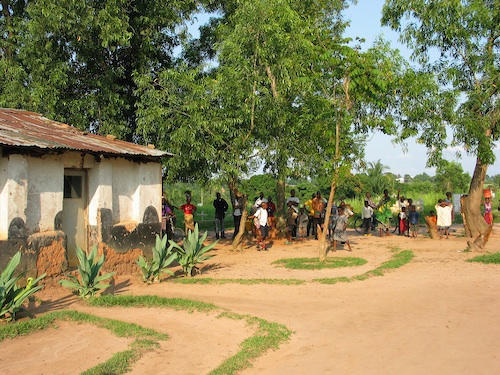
{"left": 344, "top": 0, "right": 500, "bottom": 177}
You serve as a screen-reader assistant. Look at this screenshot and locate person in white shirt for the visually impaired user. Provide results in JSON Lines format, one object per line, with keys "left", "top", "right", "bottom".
{"left": 249, "top": 199, "right": 269, "bottom": 250}
{"left": 361, "top": 200, "right": 374, "bottom": 236}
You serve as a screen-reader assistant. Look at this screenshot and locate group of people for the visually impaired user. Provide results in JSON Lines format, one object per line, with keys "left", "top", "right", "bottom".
{"left": 162, "top": 187, "right": 493, "bottom": 250}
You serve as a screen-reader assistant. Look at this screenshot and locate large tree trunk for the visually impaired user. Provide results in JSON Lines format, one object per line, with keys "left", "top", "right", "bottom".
{"left": 461, "top": 157, "right": 492, "bottom": 250}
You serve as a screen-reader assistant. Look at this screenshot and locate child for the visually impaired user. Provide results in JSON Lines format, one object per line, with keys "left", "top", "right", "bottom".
{"left": 298, "top": 207, "right": 309, "bottom": 239}
{"left": 179, "top": 195, "right": 197, "bottom": 235}
{"left": 398, "top": 206, "right": 408, "bottom": 236}
{"left": 435, "top": 199, "right": 452, "bottom": 239}
{"left": 407, "top": 205, "right": 420, "bottom": 238}
{"left": 332, "top": 206, "right": 352, "bottom": 252}
{"left": 285, "top": 205, "right": 299, "bottom": 244}
{"left": 248, "top": 199, "right": 269, "bottom": 250}
{"left": 425, "top": 210, "right": 438, "bottom": 239}
{"left": 483, "top": 197, "right": 493, "bottom": 225}
{"left": 361, "top": 200, "right": 373, "bottom": 236}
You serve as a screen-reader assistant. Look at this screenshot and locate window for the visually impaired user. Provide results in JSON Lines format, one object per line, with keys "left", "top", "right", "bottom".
{"left": 64, "top": 175, "right": 82, "bottom": 198}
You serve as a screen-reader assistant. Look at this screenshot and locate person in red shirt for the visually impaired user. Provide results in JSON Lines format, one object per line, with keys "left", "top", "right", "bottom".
{"left": 179, "top": 195, "right": 197, "bottom": 235}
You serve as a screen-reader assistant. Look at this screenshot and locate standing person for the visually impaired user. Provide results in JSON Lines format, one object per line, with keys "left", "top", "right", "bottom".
{"left": 398, "top": 206, "right": 408, "bottom": 236}
{"left": 364, "top": 192, "right": 377, "bottom": 230}
{"left": 297, "top": 207, "right": 309, "bottom": 239}
{"left": 328, "top": 201, "right": 338, "bottom": 240}
{"left": 249, "top": 199, "right": 269, "bottom": 250}
{"left": 213, "top": 192, "right": 229, "bottom": 239}
{"left": 179, "top": 195, "right": 197, "bottom": 235}
{"left": 332, "top": 206, "right": 352, "bottom": 252}
{"left": 251, "top": 192, "right": 265, "bottom": 215}
{"left": 266, "top": 196, "right": 277, "bottom": 235}
{"left": 232, "top": 191, "right": 244, "bottom": 239}
{"left": 361, "top": 200, "right": 374, "bottom": 236}
{"left": 376, "top": 189, "right": 392, "bottom": 237}
{"left": 312, "top": 191, "right": 325, "bottom": 239}
{"left": 483, "top": 196, "right": 493, "bottom": 225}
{"left": 436, "top": 199, "right": 452, "bottom": 239}
{"left": 304, "top": 193, "right": 317, "bottom": 237}
{"left": 408, "top": 205, "right": 420, "bottom": 238}
{"left": 285, "top": 204, "right": 298, "bottom": 244}
{"left": 286, "top": 189, "right": 300, "bottom": 238}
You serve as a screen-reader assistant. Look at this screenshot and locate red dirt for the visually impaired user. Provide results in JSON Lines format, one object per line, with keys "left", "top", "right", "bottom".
{"left": 2, "top": 224, "right": 500, "bottom": 374}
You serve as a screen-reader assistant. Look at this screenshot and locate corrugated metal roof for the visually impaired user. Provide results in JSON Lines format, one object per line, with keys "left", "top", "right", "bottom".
{"left": 0, "top": 108, "right": 172, "bottom": 158}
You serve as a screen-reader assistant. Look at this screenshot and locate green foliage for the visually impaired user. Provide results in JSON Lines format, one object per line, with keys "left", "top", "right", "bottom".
{"left": 0, "top": 252, "right": 46, "bottom": 321}
{"left": 136, "top": 234, "right": 177, "bottom": 283}
{"left": 169, "top": 223, "right": 217, "bottom": 277}
{"left": 273, "top": 257, "right": 367, "bottom": 270}
{"left": 467, "top": 253, "right": 500, "bottom": 265}
{"left": 314, "top": 249, "right": 414, "bottom": 284}
{"left": 59, "top": 246, "right": 115, "bottom": 298}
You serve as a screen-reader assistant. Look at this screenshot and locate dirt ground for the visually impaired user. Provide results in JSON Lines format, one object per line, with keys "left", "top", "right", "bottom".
{"left": 2, "top": 224, "right": 500, "bottom": 375}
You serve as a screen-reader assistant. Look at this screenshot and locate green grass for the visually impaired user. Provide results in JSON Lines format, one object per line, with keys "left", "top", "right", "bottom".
{"left": 89, "top": 294, "right": 219, "bottom": 312}
{"left": 466, "top": 252, "right": 500, "bottom": 264}
{"left": 90, "top": 295, "right": 292, "bottom": 375}
{"left": 313, "top": 249, "right": 414, "bottom": 284}
{"left": 272, "top": 257, "right": 367, "bottom": 270}
{"left": 0, "top": 309, "right": 167, "bottom": 375}
{"left": 169, "top": 277, "right": 306, "bottom": 285}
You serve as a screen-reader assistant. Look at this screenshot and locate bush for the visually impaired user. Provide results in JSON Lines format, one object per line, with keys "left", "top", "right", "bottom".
{"left": 1, "top": 252, "right": 46, "bottom": 321}
{"left": 169, "top": 224, "right": 217, "bottom": 277}
{"left": 59, "top": 246, "right": 115, "bottom": 298}
{"left": 136, "top": 234, "right": 177, "bottom": 283}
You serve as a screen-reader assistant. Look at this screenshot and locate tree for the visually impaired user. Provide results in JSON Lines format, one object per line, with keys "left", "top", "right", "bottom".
{"left": 382, "top": 0, "right": 499, "bottom": 249}
{"left": 435, "top": 161, "right": 471, "bottom": 194}
{"left": 1, "top": 0, "right": 200, "bottom": 138}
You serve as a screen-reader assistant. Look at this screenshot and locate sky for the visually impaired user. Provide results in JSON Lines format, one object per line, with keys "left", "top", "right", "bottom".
{"left": 343, "top": 0, "right": 500, "bottom": 177}
{"left": 189, "top": 1, "right": 499, "bottom": 178}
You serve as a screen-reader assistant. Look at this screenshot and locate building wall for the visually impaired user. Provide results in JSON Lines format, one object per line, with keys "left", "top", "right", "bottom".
{"left": 1, "top": 149, "right": 163, "bottom": 277}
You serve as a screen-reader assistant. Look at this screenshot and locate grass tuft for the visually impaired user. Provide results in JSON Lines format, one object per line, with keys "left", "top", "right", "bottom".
{"left": 272, "top": 257, "right": 367, "bottom": 270}
{"left": 169, "top": 277, "right": 306, "bottom": 285}
{"left": 313, "top": 250, "right": 414, "bottom": 284}
{"left": 466, "top": 252, "right": 500, "bottom": 264}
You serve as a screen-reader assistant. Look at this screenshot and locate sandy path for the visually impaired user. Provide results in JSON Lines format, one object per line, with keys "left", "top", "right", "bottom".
{"left": 2, "top": 225, "right": 499, "bottom": 374}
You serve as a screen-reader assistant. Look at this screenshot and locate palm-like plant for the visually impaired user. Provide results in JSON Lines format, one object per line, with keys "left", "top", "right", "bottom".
{"left": 59, "top": 246, "right": 115, "bottom": 298}
{"left": 136, "top": 234, "right": 177, "bottom": 283}
{"left": 169, "top": 224, "right": 217, "bottom": 277}
{"left": 1, "top": 251, "right": 46, "bottom": 321}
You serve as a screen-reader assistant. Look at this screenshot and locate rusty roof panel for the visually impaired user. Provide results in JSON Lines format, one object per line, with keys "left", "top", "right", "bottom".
{"left": 0, "top": 108, "right": 172, "bottom": 158}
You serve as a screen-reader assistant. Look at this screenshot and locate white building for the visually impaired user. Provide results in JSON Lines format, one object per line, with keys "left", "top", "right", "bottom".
{"left": 0, "top": 109, "right": 171, "bottom": 279}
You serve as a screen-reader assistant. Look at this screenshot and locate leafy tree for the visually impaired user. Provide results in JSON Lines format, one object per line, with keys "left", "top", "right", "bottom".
{"left": 382, "top": 0, "right": 499, "bottom": 249}
{"left": 435, "top": 161, "right": 471, "bottom": 194}
{"left": 1, "top": 0, "right": 199, "bottom": 138}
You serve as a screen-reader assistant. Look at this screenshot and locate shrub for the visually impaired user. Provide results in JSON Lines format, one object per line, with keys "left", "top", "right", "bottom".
{"left": 1, "top": 251, "right": 46, "bottom": 321}
{"left": 59, "top": 246, "right": 115, "bottom": 298}
{"left": 169, "top": 224, "right": 217, "bottom": 277}
{"left": 136, "top": 234, "right": 177, "bottom": 283}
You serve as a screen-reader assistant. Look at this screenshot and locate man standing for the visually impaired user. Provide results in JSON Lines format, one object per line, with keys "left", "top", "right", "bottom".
{"left": 232, "top": 191, "right": 244, "bottom": 239}
{"left": 286, "top": 189, "right": 300, "bottom": 238}
{"left": 213, "top": 192, "right": 229, "bottom": 239}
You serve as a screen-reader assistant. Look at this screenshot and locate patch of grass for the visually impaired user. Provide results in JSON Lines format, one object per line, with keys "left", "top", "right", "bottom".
{"left": 89, "top": 294, "right": 218, "bottom": 313}
{"left": 169, "top": 278, "right": 306, "bottom": 285}
{"left": 466, "top": 252, "right": 500, "bottom": 264}
{"left": 313, "top": 250, "right": 414, "bottom": 284}
{"left": 0, "top": 309, "right": 168, "bottom": 375}
{"left": 210, "top": 314, "right": 292, "bottom": 375}
{"left": 273, "top": 257, "right": 367, "bottom": 270}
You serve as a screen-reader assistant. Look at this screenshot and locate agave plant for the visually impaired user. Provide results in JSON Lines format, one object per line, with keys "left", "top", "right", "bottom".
{"left": 1, "top": 251, "right": 46, "bottom": 321}
{"left": 169, "top": 224, "right": 217, "bottom": 277}
{"left": 59, "top": 246, "right": 115, "bottom": 298}
{"left": 136, "top": 234, "right": 177, "bottom": 283}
